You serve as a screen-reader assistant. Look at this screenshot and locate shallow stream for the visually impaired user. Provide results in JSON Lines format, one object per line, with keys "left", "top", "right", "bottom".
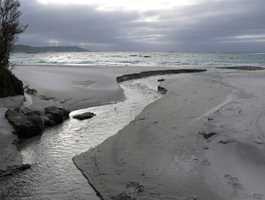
{"left": 0, "top": 78, "right": 161, "bottom": 200}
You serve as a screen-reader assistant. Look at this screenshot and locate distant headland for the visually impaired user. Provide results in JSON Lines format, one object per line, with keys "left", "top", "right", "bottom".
{"left": 12, "top": 44, "right": 88, "bottom": 53}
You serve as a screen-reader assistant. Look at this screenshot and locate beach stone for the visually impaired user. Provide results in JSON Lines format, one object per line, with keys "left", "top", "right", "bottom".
{"left": 72, "top": 112, "right": 96, "bottom": 120}
{"left": 157, "top": 86, "right": 168, "bottom": 94}
{"left": 5, "top": 109, "right": 44, "bottom": 138}
{"left": 44, "top": 106, "right": 69, "bottom": 126}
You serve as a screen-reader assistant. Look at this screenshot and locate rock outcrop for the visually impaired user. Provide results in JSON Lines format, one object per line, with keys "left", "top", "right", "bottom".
{"left": 5, "top": 109, "right": 44, "bottom": 138}
{"left": 5, "top": 106, "right": 70, "bottom": 139}
{"left": 44, "top": 106, "right": 70, "bottom": 126}
{"left": 0, "top": 68, "right": 24, "bottom": 98}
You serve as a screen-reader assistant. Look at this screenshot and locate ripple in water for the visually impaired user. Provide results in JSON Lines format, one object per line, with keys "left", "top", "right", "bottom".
{"left": 0, "top": 78, "right": 161, "bottom": 200}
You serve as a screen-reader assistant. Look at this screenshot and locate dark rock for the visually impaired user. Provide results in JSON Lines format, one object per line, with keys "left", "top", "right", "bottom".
{"left": 6, "top": 106, "right": 69, "bottom": 138}
{"left": 5, "top": 109, "right": 44, "bottom": 138}
{"left": 116, "top": 69, "right": 207, "bottom": 83}
{"left": 44, "top": 106, "right": 69, "bottom": 126}
{"left": 43, "top": 115, "right": 57, "bottom": 127}
{"left": 0, "top": 164, "right": 31, "bottom": 178}
{"left": 158, "top": 86, "right": 168, "bottom": 94}
{"left": 207, "top": 117, "right": 214, "bottom": 121}
{"left": 199, "top": 131, "right": 218, "bottom": 139}
{"left": 157, "top": 78, "right": 165, "bottom": 82}
{"left": 73, "top": 112, "right": 96, "bottom": 120}
{"left": 0, "top": 68, "right": 24, "bottom": 98}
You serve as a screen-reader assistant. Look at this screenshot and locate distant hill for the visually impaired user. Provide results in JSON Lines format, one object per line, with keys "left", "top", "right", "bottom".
{"left": 12, "top": 45, "right": 88, "bottom": 53}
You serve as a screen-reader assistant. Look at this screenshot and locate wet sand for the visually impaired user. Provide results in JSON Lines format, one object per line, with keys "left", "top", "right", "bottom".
{"left": 13, "top": 65, "right": 183, "bottom": 110}
{"left": 74, "top": 71, "right": 265, "bottom": 200}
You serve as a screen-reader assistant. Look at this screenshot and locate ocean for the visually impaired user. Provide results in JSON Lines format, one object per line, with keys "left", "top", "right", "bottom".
{"left": 11, "top": 52, "right": 265, "bottom": 68}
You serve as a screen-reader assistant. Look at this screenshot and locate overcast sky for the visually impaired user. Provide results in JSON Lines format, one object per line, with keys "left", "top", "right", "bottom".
{"left": 18, "top": 0, "right": 265, "bottom": 52}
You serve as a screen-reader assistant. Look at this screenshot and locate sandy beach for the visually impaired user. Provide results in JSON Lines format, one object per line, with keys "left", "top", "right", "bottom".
{"left": 13, "top": 65, "right": 184, "bottom": 111}
{"left": 0, "top": 65, "right": 206, "bottom": 198}
{"left": 74, "top": 69, "right": 265, "bottom": 200}
{"left": 1, "top": 0, "right": 265, "bottom": 198}
{"left": 1, "top": 64, "right": 265, "bottom": 200}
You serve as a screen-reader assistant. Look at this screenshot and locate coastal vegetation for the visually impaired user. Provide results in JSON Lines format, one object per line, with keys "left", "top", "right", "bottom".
{"left": 0, "top": 0, "right": 27, "bottom": 67}
{"left": 0, "top": 0, "right": 26, "bottom": 97}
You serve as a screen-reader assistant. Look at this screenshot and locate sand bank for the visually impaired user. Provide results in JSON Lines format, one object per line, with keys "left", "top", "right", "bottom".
{"left": 13, "top": 65, "right": 207, "bottom": 110}
{"left": 13, "top": 65, "right": 171, "bottom": 110}
{"left": 74, "top": 71, "right": 265, "bottom": 200}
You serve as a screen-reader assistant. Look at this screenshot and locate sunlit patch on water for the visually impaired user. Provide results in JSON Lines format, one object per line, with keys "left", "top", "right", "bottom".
{"left": 0, "top": 77, "right": 161, "bottom": 200}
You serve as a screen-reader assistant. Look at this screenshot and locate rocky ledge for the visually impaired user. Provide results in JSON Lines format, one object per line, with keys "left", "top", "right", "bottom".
{"left": 5, "top": 106, "right": 69, "bottom": 139}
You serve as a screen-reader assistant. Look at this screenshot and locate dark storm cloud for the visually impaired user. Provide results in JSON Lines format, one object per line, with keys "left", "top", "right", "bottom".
{"left": 18, "top": 0, "right": 265, "bottom": 52}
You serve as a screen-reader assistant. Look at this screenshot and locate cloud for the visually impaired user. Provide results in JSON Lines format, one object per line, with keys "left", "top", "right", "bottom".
{"left": 18, "top": 0, "right": 265, "bottom": 52}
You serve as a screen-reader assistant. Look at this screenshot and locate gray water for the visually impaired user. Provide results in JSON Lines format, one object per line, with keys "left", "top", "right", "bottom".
{"left": 11, "top": 52, "right": 265, "bottom": 68}
{"left": 0, "top": 78, "right": 161, "bottom": 200}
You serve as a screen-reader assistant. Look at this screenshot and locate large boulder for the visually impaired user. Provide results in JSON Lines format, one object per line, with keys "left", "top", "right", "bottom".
{"left": 5, "top": 106, "right": 70, "bottom": 139}
{"left": 44, "top": 106, "right": 70, "bottom": 127}
{"left": 5, "top": 109, "right": 44, "bottom": 138}
{"left": 0, "top": 68, "right": 24, "bottom": 98}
